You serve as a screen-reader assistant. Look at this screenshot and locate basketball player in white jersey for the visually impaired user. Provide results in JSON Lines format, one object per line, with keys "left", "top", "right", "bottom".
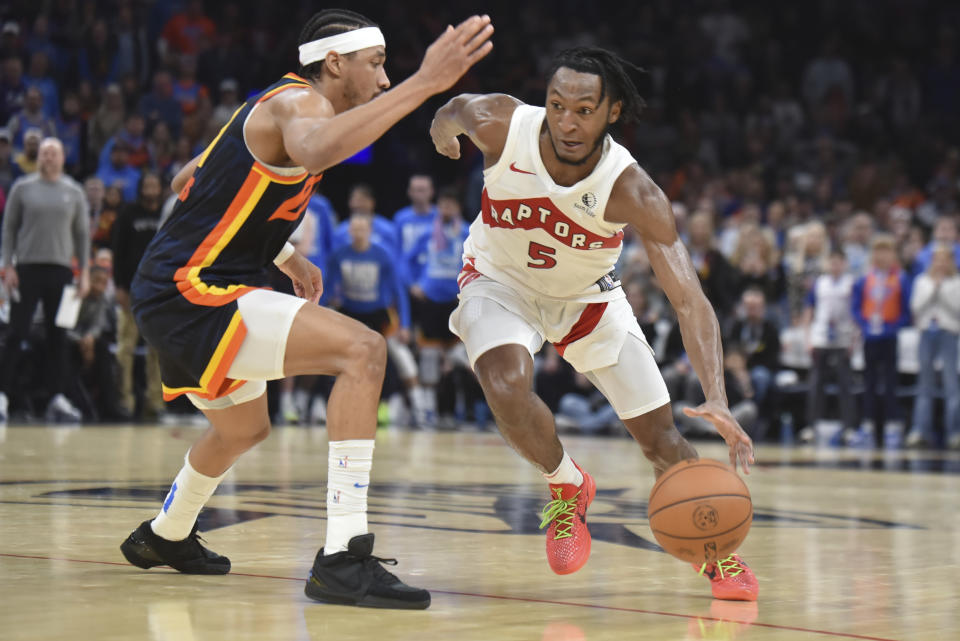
{"left": 430, "top": 48, "right": 758, "bottom": 600}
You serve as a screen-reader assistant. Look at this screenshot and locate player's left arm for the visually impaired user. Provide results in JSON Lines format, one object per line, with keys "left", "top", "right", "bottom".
{"left": 605, "top": 165, "right": 755, "bottom": 473}
{"left": 171, "top": 153, "right": 202, "bottom": 194}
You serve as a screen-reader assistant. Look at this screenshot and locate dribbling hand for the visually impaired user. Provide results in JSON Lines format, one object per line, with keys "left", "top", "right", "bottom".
{"left": 683, "top": 401, "right": 756, "bottom": 474}
{"left": 417, "top": 15, "right": 494, "bottom": 95}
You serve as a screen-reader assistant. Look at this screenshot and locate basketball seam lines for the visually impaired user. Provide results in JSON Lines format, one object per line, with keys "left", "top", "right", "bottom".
{"left": 651, "top": 509, "right": 754, "bottom": 540}
{"left": 649, "top": 460, "right": 741, "bottom": 502}
{"left": 647, "top": 493, "right": 751, "bottom": 519}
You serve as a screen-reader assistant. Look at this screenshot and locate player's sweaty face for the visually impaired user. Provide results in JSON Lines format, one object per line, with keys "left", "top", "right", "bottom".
{"left": 343, "top": 46, "right": 390, "bottom": 108}
{"left": 544, "top": 68, "right": 620, "bottom": 166}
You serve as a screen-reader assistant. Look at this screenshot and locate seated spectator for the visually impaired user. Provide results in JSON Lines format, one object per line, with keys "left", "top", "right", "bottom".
{"left": 67, "top": 265, "right": 122, "bottom": 420}
{"left": 801, "top": 249, "right": 857, "bottom": 443}
{"left": 159, "top": 0, "right": 216, "bottom": 58}
{"left": 850, "top": 235, "right": 911, "bottom": 448}
{"left": 725, "top": 287, "right": 780, "bottom": 420}
{"left": 96, "top": 141, "right": 140, "bottom": 203}
{"left": 91, "top": 185, "right": 124, "bottom": 251}
{"left": 0, "top": 55, "right": 26, "bottom": 124}
{"left": 57, "top": 92, "right": 84, "bottom": 173}
{"left": 784, "top": 221, "right": 829, "bottom": 323}
{"left": 908, "top": 244, "right": 960, "bottom": 449}
{"left": 556, "top": 372, "right": 621, "bottom": 435}
{"left": 7, "top": 86, "right": 56, "bottom": 146}
{"left": 84, "top": 176, "right": 105, "bottom": 227}
{"left": 332, "top": 184, "right": 397, "bottom": 252}
{"left": 139, "top": 70, "right": 182, "bottom": 138}
{"left": 76, "top": 18, "right": 118, "bottom": 87}
{"left": 13, "top": 127, "right": 42, "bottom": 174}
{"left": 99, "top": 113, "right": 149, "bottom": 170}
{"left": 23, "top": 51, "right": 57, "bottom": 119}
{"left": 913, "top": 215, "right": 960, "bottom": 274}
{"left": 0, "top": 127, "right": 23, "bottom": 192}
{"left": 730, "top": 223, "right": 785, "bottom": 303}
{"left": 147, "top": 121, "right": 175, "bottom": 178}
{"left": 87, "top": 84, "right": 125, "bottom": 160}
{"left": 172, "top": 54, "right": 210, "bottom": 116}
{"left": 687, "top": 210, "right": 739, "bottom": 318}
{"left": 210, "top": 78, "right": 240, "bottom": 131}
{"left": 674, "top": 345, "right": 758, "bottom": 438}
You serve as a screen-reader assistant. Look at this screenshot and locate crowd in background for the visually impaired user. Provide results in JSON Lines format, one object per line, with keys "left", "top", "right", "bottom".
{"left": 1, "top": 0, "right": 959, "bottom": 449}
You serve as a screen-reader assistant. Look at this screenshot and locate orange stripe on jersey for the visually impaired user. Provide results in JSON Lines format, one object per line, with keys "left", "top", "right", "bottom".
{"left": 267, "top": 174, "right": 324, "bottom": 220}
{"left": 256, "top": 81, "right": 311, "bottom": 105}
{"left": 174, "top": 169, "right": 271, "bottom": 306}
{"left": 161, "top": 310, "right": 249, "bottom": 401}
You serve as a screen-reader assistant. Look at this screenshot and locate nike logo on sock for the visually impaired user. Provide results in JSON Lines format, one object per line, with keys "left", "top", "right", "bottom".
{"left": 353, "top": 483, "right": 369, "bottom": 488}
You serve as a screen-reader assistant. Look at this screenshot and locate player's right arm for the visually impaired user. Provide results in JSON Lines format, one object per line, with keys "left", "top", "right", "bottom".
{"left": 276, "top": 16, "right": 494, "bottom": 175}
{"left": 430, "top": 93, "right": 520, "bottom": 165}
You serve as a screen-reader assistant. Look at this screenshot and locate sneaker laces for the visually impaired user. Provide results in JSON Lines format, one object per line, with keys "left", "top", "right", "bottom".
{"left": 538, "top": 486, "right": 580, "bottom": 540}
{"left": 698, "top": 554, "right": 745, "bottom": 580}
{"left": 350, "top": 550, "right": 400, "bottom": 582}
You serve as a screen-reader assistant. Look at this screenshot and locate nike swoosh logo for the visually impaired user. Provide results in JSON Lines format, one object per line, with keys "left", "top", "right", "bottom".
{"left": 353, "top": 483, "right": 369, "bottom": 488}
{"left": 509, "top": 162, "right": 536, "bottom": 175}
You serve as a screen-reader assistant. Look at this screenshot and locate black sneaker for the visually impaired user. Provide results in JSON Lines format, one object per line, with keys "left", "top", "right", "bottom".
{"left": 305, "top": 533, "right": 430, "bottom": 609}
{"left": 120, "top": 520, "right": 231, "bottom": 575}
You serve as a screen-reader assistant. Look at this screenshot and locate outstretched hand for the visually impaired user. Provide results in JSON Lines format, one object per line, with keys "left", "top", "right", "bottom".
{"left": 417, "top": 15, "right": 494, "bottom": 95}
{"left": 278, "top": 252, "right": 323, "bottom": 304}
{"left": 683, "top": 401, "right": 756, "bottom": 474}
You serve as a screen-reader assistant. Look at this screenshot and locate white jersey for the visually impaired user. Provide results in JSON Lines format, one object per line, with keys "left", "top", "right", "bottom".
{"left": 461, "top": 104, "right": 638, "bottom": 302}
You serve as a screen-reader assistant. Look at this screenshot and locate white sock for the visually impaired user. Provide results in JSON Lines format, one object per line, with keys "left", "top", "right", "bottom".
{"left": 543, "top": 451, "right": 583, "bottom": 487}
{"left": 151, "top": 452, "right": 228, "bottom": 541}
{"left": 324, "top": 439, "right": 374, "bottom": 555}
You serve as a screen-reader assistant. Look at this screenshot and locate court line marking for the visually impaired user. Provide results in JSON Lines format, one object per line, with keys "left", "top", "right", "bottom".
{"left": 0, "top": 552, "right": 900, "bottom": 641}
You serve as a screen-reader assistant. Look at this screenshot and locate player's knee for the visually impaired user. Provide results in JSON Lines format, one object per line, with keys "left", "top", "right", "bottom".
{"left": 348, "top": 328, "right": 387, "bottom": 377}
{"left": 477, "top": 365, "right": 528, "bottom": 411}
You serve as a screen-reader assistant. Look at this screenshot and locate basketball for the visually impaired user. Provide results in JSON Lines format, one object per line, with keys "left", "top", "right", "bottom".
{"left": 648, "top": 459, "right": 752, "bottom": 564}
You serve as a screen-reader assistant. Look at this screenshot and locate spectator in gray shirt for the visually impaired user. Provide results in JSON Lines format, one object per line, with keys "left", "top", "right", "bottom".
{"left": 0, "top": 137, "right": 89, "bottom": 422}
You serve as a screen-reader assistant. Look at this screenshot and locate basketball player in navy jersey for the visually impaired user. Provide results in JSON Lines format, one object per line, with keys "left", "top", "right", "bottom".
{"left": 430, "top": 48, "right": 758, "bottom": 600}
{"left": 118, "top": 10, "right": 493, "bottom": 610}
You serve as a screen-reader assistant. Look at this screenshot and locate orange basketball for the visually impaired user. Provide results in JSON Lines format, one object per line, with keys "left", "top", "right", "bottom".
{"left": 647, "top": 459, "right": 752, "bottom": 564}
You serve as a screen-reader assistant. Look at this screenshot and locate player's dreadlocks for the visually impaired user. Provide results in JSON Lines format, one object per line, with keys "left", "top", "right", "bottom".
{"left": 298, "top": 9, "right": 379, "bottom": 80}
{"left": 546, "top": 47, "right": 646, "bottom": 124}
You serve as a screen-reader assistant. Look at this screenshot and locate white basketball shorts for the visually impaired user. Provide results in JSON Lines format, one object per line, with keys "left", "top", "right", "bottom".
{"left": 449, "top": 275, "right": 670, "bottom": 419}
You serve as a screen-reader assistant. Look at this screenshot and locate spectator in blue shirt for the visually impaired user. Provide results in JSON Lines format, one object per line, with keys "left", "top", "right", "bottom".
{"left": 23, "top": 51, "right": 58, "bottom": 119}
{"left": 7, "top": 86, "right": 56, "bottom": 147}
{"left": 394, "top": 174, "right": 437, "bottom": 272}
{"left": 96, "top": 141, "right": 140, "bottom": 203}
{"left": 332, "top": 183, "right": 398, "bottom": 253}
{"left": 327, "top": 213, "right": 426, "bottom": 425}
{"left": 139, "top": 70, "right": 182, "bottom": 138}
{"left": 406, "top": 187, "right": 471, "bottom": 426}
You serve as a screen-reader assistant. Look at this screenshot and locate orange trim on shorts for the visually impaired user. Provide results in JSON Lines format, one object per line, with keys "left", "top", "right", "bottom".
{"left": 161, "top": 311, "right": 249, "bottom": 401}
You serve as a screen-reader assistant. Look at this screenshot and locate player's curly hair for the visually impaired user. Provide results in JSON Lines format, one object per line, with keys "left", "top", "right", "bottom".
{"left": 546, "top": 47, "right": 646, "bottom": 124}
{"left": 298, "top": 9, "right": 379, "bottom": 80}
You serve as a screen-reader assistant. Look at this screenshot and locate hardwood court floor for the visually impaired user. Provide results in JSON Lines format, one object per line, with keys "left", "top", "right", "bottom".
{"left": 1, "top": 423, "right": 958, "bottom": 641}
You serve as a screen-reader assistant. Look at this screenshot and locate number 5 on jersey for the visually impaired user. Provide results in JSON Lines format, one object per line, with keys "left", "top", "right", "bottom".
{"left": 527, "top": 241, "right": 557, "bottom": 269}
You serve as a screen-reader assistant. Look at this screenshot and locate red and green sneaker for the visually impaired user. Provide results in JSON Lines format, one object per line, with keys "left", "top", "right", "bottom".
{"left": 539, "top": 465, "right": 596, "bottom": 575}
{"left": 693, "top": 554, "right": 759, "bottom": 601}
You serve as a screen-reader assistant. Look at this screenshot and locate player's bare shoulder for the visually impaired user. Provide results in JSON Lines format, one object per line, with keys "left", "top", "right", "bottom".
{"left": 247, "top": 86, "right": 335, "bottom": 167}
{"left": 604, "top": 163, "right": 676, "bottom": 244}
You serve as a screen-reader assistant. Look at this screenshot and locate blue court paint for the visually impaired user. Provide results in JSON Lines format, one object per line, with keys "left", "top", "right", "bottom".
{"left": 162, "top": 482, "right": 178, "bottom": 513}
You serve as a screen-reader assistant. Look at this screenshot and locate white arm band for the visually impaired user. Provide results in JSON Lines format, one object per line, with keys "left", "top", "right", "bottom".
{"left": 273, "top": 242, "right": 296, "bottom": 266}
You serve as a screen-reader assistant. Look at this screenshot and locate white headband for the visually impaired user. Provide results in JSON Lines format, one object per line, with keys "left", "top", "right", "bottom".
{"left": 298, "top": 27, "right": 385, "bottom": 66}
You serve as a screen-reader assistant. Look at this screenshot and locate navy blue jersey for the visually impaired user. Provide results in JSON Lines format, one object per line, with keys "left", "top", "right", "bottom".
{"left": 131, "top": 73, "right": 322, "bottom": 401}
